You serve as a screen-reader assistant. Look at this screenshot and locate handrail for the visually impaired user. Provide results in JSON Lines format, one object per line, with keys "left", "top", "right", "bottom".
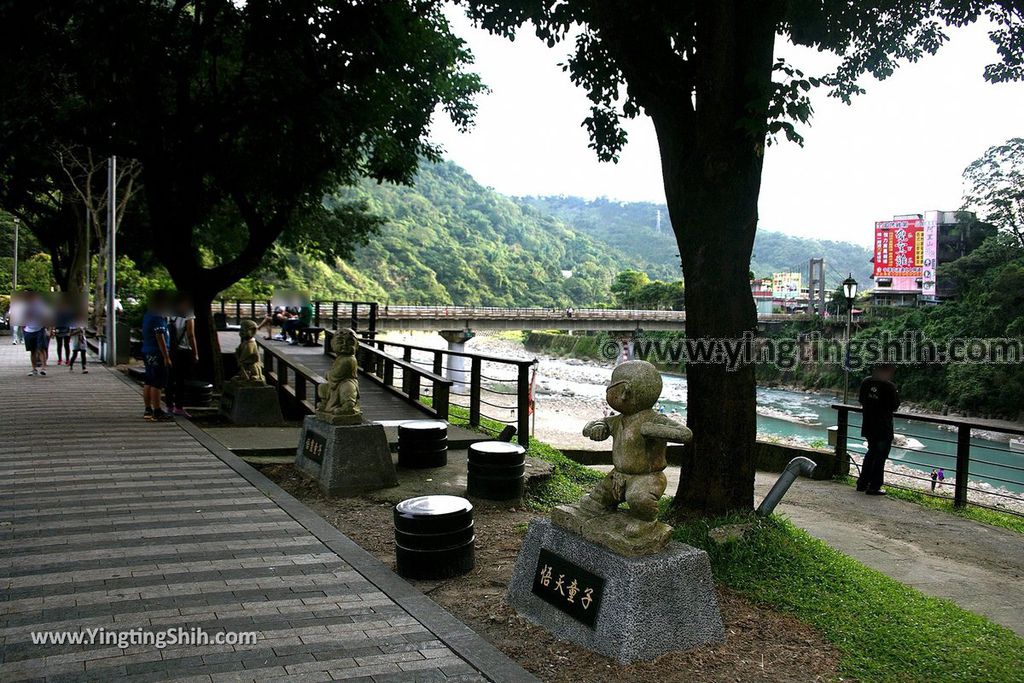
{"left": 832, "top": 403, "right": 1023, "bottom": 514}
{"left": 360, "top": 336, "right": 537, "bottom": 367}
{"left": 832, "top": 403, "right": 1024, "bottom": 436}
{"left": 324, "top": 329, "right": 535, "bottom": 447}
{"left": 257, "top": 338, "right": 325, "bottom": 415}
{"left": 323, "top": 333, "right": 452, "bottom": 422}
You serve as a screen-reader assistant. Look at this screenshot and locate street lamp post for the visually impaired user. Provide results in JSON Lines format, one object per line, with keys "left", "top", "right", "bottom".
{"left": 842, "top": 273, "right": 858, "bottom": 403}
{"left": 105, "top": 156, "right": 117, "bottom": 366}
{"left": 11, "top": 217, "right": 18, "bottom": 293}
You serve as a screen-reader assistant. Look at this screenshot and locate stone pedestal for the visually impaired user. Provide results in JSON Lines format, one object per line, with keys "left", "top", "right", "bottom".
{"left": 294, "top": 416, "right": 398, "bottom": 497}
{"left": 506, "top": 518, "right": 724, "bottom": 663}
{"left": 219, "top": 382, "right": 284, "bottom": 426}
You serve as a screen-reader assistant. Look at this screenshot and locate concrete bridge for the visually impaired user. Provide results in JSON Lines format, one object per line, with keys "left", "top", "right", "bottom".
{"left": 376, "top": 305, "right": 797, "bottom": 332}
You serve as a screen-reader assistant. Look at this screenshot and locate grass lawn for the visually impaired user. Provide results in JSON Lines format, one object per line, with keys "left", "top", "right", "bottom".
{"left": 675, "top": 514, "right": 1024, "bottom": 682}
{"left": 837, "top": 476, "right": 1024, "bottom": 535}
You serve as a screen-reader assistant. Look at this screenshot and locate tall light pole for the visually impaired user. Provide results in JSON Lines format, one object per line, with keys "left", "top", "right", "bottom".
{"left": 842, "top": 273, "right": 858, "bottom": 403}
{"left": 105, "top": 156, "right": 117, "bottom": 365}
{"left": 11, "top": 217, "right": 18, "bottom": 293}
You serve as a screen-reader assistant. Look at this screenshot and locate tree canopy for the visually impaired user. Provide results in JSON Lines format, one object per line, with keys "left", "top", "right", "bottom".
{"left": 0, "top": 0, "right": 484, "bottom": 375}
{"left": 462, "top": 0, "right": 1024, "bottom": 516}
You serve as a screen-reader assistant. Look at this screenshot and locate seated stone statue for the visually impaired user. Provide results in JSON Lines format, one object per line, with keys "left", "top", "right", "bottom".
{"left": 316, "top": 329, "right": 362, "bottom": 425}
{"left": 553, "top": 360, "right": 692, "bottom": 555}
{"left": 232, "top": 320, "right": 264, "bottom": 384}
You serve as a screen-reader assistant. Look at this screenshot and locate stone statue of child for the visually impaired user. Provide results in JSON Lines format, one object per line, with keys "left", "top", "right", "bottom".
{"left": 552, "top": 360, "right": 691, "bottom": 555}
{"left": 316, "top": 328, "right": 362, "bottom": 425}
{"left": 580, "top": 360, "right": 691, "bottom": 524}
{"left": 233, "top": 320, "right": 265, "bottom": 384}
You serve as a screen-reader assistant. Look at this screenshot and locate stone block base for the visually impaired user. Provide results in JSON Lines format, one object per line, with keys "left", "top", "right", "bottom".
{"left": 507, "top": 518, "right": 724, "bottom": 663}
{"left": 219, "top": 383, "right": 284, "bottom": 426}
{"left": 294, "top": 416, "right": 398, "bottom": 497}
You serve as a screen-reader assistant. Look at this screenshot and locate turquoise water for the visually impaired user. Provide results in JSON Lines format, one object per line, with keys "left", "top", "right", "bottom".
{"left": 657, "top": 376, "right": 1024, "bottom": 495}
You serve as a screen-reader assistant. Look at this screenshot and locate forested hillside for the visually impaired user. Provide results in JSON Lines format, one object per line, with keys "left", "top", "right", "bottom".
{"left": 517, "top": 196, "right": 873, "bottom": 286}
{"left": 235, "top": 161, "right": 873, "bottom": 305}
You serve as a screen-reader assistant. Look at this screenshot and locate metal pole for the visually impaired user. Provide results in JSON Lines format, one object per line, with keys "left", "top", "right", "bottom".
{"left": 106, "top": 156, "right": 117, "bottom": 365}
{"left": 842, "top": 303, "right": 852, "bottom": 403}
{"left": 12, "top": 218, "right": 18, "bottom": 292}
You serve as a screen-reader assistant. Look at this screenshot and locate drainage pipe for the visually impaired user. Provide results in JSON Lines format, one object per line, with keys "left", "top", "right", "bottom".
{"left": 757, "top": 456, "right": 817, "bottom": 516}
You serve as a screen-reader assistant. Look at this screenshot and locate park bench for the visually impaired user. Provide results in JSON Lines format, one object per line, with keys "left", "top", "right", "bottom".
{"left": 296, "top": 326, "right": 324, "bottom": 347}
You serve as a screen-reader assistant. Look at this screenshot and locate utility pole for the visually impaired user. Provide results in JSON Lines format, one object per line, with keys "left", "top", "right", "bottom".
{"left": 11, "top": 217, "right": 18, "bottom": 293}
{"left": 105, "top": 156, "right": 117, "bottom": 365}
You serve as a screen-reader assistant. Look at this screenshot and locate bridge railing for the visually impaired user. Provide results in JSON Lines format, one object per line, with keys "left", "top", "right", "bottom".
{"left": 323, "top": 332, "right": 453, "bottom": 423}
{"left": 217, "top": 299, "right": 378, "bottom": 336}
{"left": 833, "top": 403, "right": 1024, "bottom": 516}
{"left": 326, "top": 330, "right": 537, "bottom": 447}
{"left": 378, "top": 304, "right": 685, "bottom": 322}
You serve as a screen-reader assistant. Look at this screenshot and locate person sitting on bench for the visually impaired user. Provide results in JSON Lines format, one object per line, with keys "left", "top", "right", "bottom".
{"left": 284, "top": 297, "right": 314, "bottom": 345}
{"left": 256, "top": 304, "right": 292, "bottom": 340}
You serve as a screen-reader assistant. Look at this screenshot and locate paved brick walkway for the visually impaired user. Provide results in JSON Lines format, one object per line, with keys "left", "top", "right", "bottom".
{"left": 0, "top": 343, "right": 533, "bottom": 682}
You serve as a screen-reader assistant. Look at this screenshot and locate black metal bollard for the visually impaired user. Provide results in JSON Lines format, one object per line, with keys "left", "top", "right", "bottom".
{"left": 394, "top": 495, "right": 475, "bottom": 580}
{"left": 397, "top": 420, "right": 448, "bottom": 468}
{"left": 466, "top": 441, "right": 527, "bottom": 501}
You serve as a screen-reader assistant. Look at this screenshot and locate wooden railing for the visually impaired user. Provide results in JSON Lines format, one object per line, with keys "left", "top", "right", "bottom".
{"left": 259, "top": 339, "right": 325, "bottom": 414}
{"left": 217, "top": 299, "right": 378, "bottom": 336}
{"left": 331, "top": 332, "right": 537, "bottom": 447}
{"left": 352, "top": 342, "right": 452, "bottom": 422}
{"left": 833, "top": 403, "right": 1024, "bottom": 514}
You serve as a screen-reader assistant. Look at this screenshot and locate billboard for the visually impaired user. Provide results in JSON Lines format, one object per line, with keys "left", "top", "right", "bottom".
{"left": 873, "top": 218, "right": 924, "bottom": 278}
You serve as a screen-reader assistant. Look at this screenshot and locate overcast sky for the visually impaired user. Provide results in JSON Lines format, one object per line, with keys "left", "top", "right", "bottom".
{"left": 431, "top": 11, "right": 1024, "bottom": 247}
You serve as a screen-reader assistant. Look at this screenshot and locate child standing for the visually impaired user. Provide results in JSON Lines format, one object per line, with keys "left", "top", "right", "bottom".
{"left": 68, "top": 325, "right": 88, "bottom": 373}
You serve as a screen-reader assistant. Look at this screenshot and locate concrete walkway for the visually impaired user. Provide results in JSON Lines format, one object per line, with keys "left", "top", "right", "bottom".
{"left": 0, "top": 343, "right": 535, "bottom": 682}
{"left": 653, "top": 467, "right": 1024, "bottom": 636}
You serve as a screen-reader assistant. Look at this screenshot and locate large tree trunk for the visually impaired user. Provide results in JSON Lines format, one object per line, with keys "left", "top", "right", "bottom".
{"left": 190, "top": 288, "right": 224, "bottom": 388}
{"left": 654, "top": 3, "right": 776, "bottom": 516}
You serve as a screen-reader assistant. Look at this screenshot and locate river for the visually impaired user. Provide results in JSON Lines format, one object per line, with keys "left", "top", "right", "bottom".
{"left": 386, "top": 331, "right": 1024, "bottom": 498}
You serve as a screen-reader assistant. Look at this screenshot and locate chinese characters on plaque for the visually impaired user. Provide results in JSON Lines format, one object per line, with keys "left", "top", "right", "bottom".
{"left": 303, "top": 432, "right": 327, "bottom": 464}
{"left": 531, "top": 549, "right": 604, "bottom": 627}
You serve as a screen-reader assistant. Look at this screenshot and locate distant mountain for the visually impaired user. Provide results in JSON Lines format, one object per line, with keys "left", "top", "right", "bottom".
{"left": 265, "top": 161, "right": 873, "bottom": 305}
{"left": 517, "top": 196, "right": 873, "bottom": 288}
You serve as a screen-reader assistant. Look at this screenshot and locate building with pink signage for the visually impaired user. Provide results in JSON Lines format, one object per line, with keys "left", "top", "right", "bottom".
{"left": 869, "top": 210, "right": 974, "bottom": 306}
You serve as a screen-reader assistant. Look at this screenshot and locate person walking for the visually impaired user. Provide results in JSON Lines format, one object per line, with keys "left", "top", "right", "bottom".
{"left": 141, "top": 290, "right": 174, "bottom": 421}
{"left": 52, "top": 296, "right": 74, "bottom": 366}
{"left": 167, "top": 294, "right": 199, "bottom": 416}
{"left": 8, "top": 291, "right": 25, "bottom": 344}
{"left": 856, "top": 363, "right": 901, "bottom": 496}
{"left": 68, "top": 324, "right": 88, "bottom": 373}
{"left": 930, "top": 468, "right": 938, "bottom": 492}
{"left": 21, "top": 291, "right": 52, "bottom": 376}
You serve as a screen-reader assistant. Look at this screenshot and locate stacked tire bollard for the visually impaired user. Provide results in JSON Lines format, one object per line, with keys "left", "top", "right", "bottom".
{"left": 394, "top": 495, "right": 475, "bottom": 580}
{"left": 397, "top": 420, "right": 448, "bottom": 468}
{"left": 467, "top": 441, "right": 527, "bottom": 501}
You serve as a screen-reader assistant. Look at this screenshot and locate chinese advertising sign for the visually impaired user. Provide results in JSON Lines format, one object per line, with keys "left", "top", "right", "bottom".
{"left": 873, "top": 218, "right": 924, "bottom": 277}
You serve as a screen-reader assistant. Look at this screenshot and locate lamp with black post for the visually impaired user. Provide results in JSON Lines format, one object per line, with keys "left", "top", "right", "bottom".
{"left": 842, "top": 273, "right": 858, "bottom": 402}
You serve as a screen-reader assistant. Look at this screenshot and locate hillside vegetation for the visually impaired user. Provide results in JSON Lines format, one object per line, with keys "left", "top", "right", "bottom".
{"left": 224, "top": 160, "right": 872, "bottom": 306}
{"left": 517, "top": 195, "right": 873, "bottom": 286}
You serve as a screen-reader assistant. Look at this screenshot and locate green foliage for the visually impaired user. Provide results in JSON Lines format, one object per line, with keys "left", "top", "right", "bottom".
{"left": 0, "top": 0, "right": 484, "bottom": 302}
{"left": 518, "top": 196, "right": 873, "bottom": 286}
{"left": 310, "top": 160, "right": 621, "bottom": 305}
{"left": 675, "top": 515, "right": 1024, "bottom": 682}
{"left": 963, "top": 138, "right": 1024, "bottom": 249}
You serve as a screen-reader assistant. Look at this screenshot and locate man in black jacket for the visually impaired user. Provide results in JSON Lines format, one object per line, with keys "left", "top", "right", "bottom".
{"left": 857, "top": 363, "right": 900, "bottom": 496}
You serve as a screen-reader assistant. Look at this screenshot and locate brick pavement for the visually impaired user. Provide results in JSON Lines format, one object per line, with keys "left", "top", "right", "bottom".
{"left": 0, "top": 343, "right": 534, "bottom": 682}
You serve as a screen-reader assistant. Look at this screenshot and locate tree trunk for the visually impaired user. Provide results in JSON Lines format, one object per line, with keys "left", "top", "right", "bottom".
{"left": 191, "top": 289, "right": 224, "bottom": 388}
{"left": 653, "top": 3, "right": 776, "bottom": 516}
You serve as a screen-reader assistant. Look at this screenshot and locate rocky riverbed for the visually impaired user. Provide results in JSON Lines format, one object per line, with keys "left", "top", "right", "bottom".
{"left": 378, "top": 331, "right": 1024, "bottom": 513}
